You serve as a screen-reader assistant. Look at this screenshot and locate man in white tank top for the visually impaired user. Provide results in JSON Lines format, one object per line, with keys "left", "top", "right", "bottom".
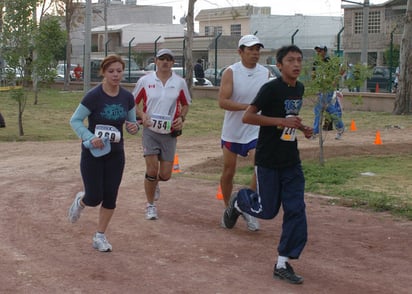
{"left": 218, "top": 34, "right": 270, "bottom": 231}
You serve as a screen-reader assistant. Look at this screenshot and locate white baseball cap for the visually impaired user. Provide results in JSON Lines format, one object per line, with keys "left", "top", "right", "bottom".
{"left": 238, "top": 35, "right": 264, "bottom": 48}
{"left": 156, "top": 48, "right": 174, "bottom": 59}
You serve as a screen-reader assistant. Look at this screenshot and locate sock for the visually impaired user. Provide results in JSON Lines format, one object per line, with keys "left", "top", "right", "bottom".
{"left": 234, "top": 200, "right": 243, "bottom": 213}
{"left": 78, "top": 198, "right": 85, "bottom": 209}
{"left": 95, "top": 232, "right": 105, "bottom": 238}
{"left": 277, "top": 256, "right": 289, "bottom": 269}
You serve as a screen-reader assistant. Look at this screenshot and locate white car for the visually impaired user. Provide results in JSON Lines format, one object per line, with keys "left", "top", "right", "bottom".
{"left": 55, "top": 64, "right": 76, "bottom": 81}
{"left": 172, "top": 67, "right": 213, "bottom": 87}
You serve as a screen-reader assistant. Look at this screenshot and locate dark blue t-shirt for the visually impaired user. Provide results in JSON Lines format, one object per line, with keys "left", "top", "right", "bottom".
{"left": 81, "top": 84, "right": 135, "bottom": 152}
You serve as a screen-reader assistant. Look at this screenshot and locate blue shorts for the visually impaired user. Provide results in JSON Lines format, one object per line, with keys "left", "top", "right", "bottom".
{"left": 221, "top": 139, "right": 257, "bottom": 157}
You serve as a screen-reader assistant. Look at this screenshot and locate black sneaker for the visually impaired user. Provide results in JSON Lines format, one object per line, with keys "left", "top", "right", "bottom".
{"left": 222, "top": 192, "right": 241, "bottom": 229}
{"left": 273, "top": 262, "right": 304, "bottom": 284}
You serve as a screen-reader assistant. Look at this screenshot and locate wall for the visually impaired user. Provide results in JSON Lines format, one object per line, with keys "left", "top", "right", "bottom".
{"left": 50, "top": 82, "right": 396, "bottom": 113}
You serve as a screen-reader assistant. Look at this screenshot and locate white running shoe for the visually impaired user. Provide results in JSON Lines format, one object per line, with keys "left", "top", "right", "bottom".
{"left": 92, "top": 233, "right": 112, "bottom": 252}
{"left": 68, "top": 192, "right": 85, "bottom": 223}
{"left": 241, "top": 212, "right": 260, "bottom": 231}
{"left": 335, "top": 128, "right": 344, "bottom": 140}
{"left": 154, "top": 183, "right": 160, "bottom": 201}
{"left": 146, "top": 204, "right": 158, "bottom": 220}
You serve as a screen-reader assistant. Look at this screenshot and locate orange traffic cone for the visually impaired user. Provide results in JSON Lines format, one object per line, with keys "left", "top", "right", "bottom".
{"left": 172, "top": 154, "right": 181, "bottom": 173}
{"left": 375, "top": 83, "right": 380, "bottom": 93}
{"left": 216, "top": 185, "right": 223, "bottom": 200}
{"left": 350, "top": 119, "right": 357, "bottom": 131}
{"left": 374, "top": 130, "right": 382, "bottom": 145}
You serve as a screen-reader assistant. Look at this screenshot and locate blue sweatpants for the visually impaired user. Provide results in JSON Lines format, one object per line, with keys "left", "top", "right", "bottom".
{"left": 236, "top": 164, "right": 307, "bottom": 259}
{"left": 313, "top": 91, "right": 344, "bottom": 134}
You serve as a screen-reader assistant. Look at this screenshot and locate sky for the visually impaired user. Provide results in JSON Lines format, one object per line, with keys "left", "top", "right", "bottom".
{"left": 131, "top": 0, "right": 390, "bottom": 24}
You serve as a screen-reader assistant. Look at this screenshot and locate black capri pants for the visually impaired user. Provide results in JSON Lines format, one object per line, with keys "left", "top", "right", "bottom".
{"left": 80, "top": 147, "right": 125, "bottom": 209}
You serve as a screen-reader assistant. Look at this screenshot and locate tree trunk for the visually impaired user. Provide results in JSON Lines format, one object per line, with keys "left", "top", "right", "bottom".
{"left": 318, "top": 109, "right": 325, "bottom": 166}
{"left": 393, "top": 0, "right": 412, "bottom": 114}
{"left": 185, "top": 0, "right": 196, "bottom": 94}
{"left": 18, "top": 100, "right": 24, "bottom": 136}
{"left": 64, "top": 0, "right": 75, "bottom": 91}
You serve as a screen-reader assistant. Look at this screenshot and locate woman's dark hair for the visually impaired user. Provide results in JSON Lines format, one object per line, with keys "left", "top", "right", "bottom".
{"left": 99, "top": 54, "right": 125, "bottom": 76}
{"left": 276, "top": 45, "right": 303, "bottom": 64}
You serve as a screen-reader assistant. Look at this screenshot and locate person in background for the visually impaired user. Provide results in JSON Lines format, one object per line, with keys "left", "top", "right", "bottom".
{"left": 132, "top": 48, "right": 191, "bottom": 220}
{"left": 0, "top": 111, "right": 5, "bottom": 128}
{"left": 74, "top": 64, "right": 82, "bottom": 81}
{"left": 312, "top": 45, "right": 345, "bottom": 140}
{"left": 194, "top": 58, "right": 205, "bottom": 85}
{"left": 218, "top": 34, "right": 270, "bottom": 231}
{"left": 393, "top": 65, "right": 400, "bottom": 93}
{"left": 68, "top": 54, "right": 139, "bottom": 252}
{"left": 223, "top": 45, "right": 313, "bottom": 285}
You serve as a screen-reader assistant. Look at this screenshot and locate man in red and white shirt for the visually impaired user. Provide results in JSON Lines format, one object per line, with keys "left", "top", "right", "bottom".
{"left": 132, "top": 48, "right": 191, "bottom": 220}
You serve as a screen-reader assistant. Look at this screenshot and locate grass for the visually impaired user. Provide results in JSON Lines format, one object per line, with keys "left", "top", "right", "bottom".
{"left": 1, "top": 87, "right": 412, "bottom": 219}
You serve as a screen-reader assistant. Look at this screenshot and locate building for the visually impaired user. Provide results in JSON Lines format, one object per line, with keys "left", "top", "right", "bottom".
{"left": 342, "top": 0, "right": 405, "bottom": 66}
{"left": 194, "top": 6, "right": 343, "bottom": 68}
{"left": 68, "top": 3, "right": 345, "bottom": 70}
{"left": 70, "top": 1, "right": 179, "bottom": 65}
{"left": 68, "top": 1, "right": 406, "bottom": 72}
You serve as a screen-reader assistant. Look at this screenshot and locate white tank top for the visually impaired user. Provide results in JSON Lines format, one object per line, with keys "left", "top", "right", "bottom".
{"left": 221, "top": 62, "right": 269, "bottom": 143}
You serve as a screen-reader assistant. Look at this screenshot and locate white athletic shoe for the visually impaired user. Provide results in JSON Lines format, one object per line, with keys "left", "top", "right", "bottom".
{"left": 92, "top": 233, "right": 112, "bottom": 252}
{"left": 68, "top": 192, "right": 85, "bottom": 223}
{"left": 146, "top": 204, "right": 158, "bottom": 220}
{"left": 154, "top": 183, "right": 160, "bottom": 201}
{"left": 241, "top": 212, "right": 260, "bottom": 231}
{"left": 335, "top": 128, "right": 345, "bottom": 140}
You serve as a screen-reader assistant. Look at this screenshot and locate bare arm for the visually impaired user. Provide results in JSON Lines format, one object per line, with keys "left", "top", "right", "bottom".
{"left": 218, "top": 68, "right": 250, "bottom": 111}
{"left": 135, "top": 103, "right": 151, "bottom": 127}
{"left": 242, "top": 105, "right": 303, "bottom": 129}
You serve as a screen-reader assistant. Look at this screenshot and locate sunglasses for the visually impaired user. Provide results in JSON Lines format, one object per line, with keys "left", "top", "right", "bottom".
{"left": 158, "top": 55, "right": 173, "bottom": 61}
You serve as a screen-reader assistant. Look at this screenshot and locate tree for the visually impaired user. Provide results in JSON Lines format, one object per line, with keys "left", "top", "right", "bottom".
{"left": 2, "top": 0, "right": 38, "bottom": 136}
{"left": 34, "top": 16, "right": 67, "bottom": 82}
{"left": 393, "top": 0, "right": 412, "bottom": 114}
{"left": 304, "top": 55, "right": 369, "bottom": 165}
{"left": 185, "top": 0, "right": 196, "bottom": 94}
{"left": 54, "top": 0, "right": 82, "bottom": 91}
{"left": 32, "top": 0, "right": 63, "bottom": 104}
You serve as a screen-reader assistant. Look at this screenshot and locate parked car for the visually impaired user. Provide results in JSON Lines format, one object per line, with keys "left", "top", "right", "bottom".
{"left": 55, "top": 64, "right": 76, "bottom": 81}
{"left": 204, "top": 67, "right": 226, "bottom": 86}
{"left": 89, "top": 57, "right": 145, "bottom": 83}
{"left": 122, "top": 61, "right": 146, "bottom": 83}
{"left": 172, "top": 67, "right": 213, "bottom": 86}
{"left": 1, "top": 66, "right": 22, "bottom": 83}
{"left": 264, "top": 64, "right": 282, "bottom": 80}
{"left": 367, "top": 66, "right": 395, "bottom": 93}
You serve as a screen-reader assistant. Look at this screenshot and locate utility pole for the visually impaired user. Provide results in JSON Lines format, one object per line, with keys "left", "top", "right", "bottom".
{"left": 341, "top": 0, "right": 369, "bottom": 90}
{"left": 84, "top": 0, "right": 92, "bottom": 93}
{"left": 104, "top": 0, "right": 108, "bottom": 56}
{"left": 361, "top": 0, "right": 369, "bottom": 66}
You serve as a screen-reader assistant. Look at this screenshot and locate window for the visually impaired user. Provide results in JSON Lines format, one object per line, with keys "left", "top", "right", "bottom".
{"left": 368, "top": 11, "right": 380, "bottom": 34}
{"left": 230, "top": 24, "right": 241, "bottom": 36}
{"left": 354, "top": 12, "right": 363, "bottom": 34}
{"left": 354, "top": 10, "right": 381, "bottom": 34}
{"left": 205, "top": 26, "right": 222, "bottom": 36}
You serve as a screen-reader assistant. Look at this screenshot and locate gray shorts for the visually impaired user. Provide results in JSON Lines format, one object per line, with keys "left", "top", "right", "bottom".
{"left": 142, "top": 128, "right": 177, "bottom": 162}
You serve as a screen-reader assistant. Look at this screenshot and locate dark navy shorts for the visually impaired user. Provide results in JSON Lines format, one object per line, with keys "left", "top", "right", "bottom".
{"left": 221, "top": 139, "right": 257, "bottom": 157}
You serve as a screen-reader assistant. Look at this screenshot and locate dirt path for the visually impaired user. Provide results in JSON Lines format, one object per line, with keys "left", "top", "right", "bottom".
{"left": 1, "top": 127, "right": 412, "bottom": 293}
